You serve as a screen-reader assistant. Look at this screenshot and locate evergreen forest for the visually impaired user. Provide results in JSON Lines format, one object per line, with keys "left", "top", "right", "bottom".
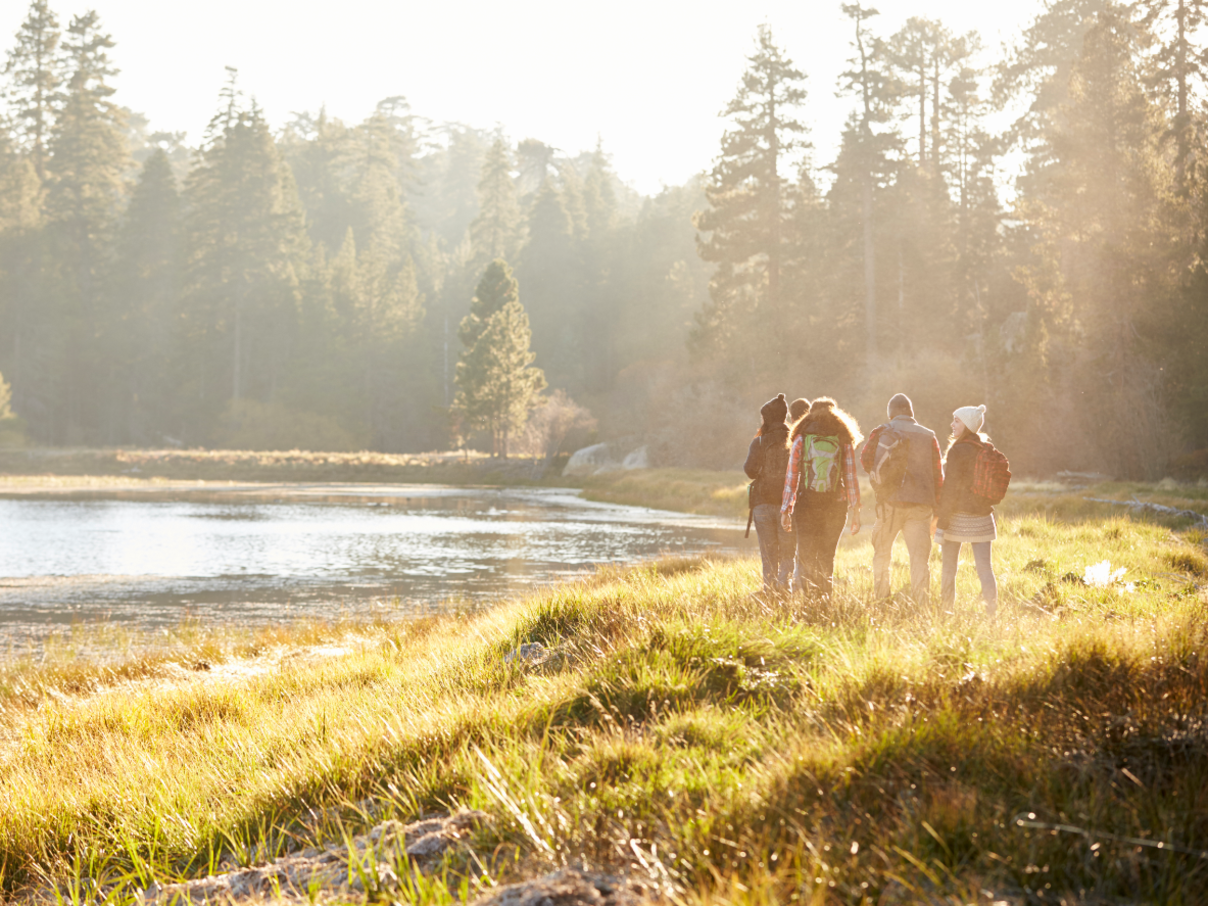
{"left": 2, "top": 0, "right": 1207, "bottom": 479}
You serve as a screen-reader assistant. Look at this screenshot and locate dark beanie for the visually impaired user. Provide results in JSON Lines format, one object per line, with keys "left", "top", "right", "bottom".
{"left": 887, "top": 393, "right": 914, "bottom": 417}
{"left": 760, "top": 393, "right": 788, "bottom": 426}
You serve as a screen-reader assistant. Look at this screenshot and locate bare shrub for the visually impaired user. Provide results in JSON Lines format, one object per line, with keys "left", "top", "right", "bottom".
{"left": 512, "top": 390, "right": 597, "bottom": 461}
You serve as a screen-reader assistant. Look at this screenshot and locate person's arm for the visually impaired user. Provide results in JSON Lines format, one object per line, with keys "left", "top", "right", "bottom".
{"left": 931, "top": 436, "right": 944, "bottom": 509}
{"left": 843, "top": 443, "right": 862, "bottom": 533}
{"left": 743, "top": 436, "right": 762, "bottom": 480}
{"left": 780, "top": 437, "right": 802, "bottom": 528}
{"left": 860, "top": 425, "right": 885, "bottom": 474}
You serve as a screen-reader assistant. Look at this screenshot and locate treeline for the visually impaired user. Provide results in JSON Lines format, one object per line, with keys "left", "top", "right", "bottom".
{"left": 692, "top": 2, "right": 1208, "bottom": 479}
{"left": 1, "top": 0, "right": 1206, "bottom": 477}
{"left": 0, "top": 0, "right": 707, "bottom": 454}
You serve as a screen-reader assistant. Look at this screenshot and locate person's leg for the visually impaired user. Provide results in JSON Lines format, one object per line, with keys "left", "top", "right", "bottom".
{"left": 752, "top": 504, "right": 780, "bottom": 591}
{"left": 795, "top": 504, "right": 825, "bottom": 598}
{"left": 972, "top": 541, "right": 997, "bottom": 616}
{"left": 776, "top": 518, "right": 794, "bottom": 590}
{"left": 940, "top": 540, "right": 961, "bottom": 608}
{"left": 871, "top": 507, "right": 901, "bottom": 599}
{"left": 815, "top": 498, "right": 848, "bottom": 598}
{"left": 902, "top": 505, "right": 933, "bottom": 605}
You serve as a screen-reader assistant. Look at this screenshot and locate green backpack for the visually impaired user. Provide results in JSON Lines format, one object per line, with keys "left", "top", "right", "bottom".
{"left": 800, "top": 434, "right": 843, "bottom": 494}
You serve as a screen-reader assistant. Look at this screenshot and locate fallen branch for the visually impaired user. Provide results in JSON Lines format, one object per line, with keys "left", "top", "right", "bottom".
{"left": 1084, "top": 496, "right": 1208, "bottom": 528}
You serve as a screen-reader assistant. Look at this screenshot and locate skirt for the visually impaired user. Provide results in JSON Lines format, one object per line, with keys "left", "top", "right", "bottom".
{"left": 945, "top": 511, "right": 997, "bottom": 543}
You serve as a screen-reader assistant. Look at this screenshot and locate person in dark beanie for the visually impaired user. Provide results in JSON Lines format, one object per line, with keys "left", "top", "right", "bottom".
{"left": 789, "top": 397, "right": 810, "bottom": 423}
{"left": 779, "top": 398, "right": 862, "bottom": 599}
{"left": 860, "top": 393, "right": 943, "bottom": 603}
{"left": 936, "top": 404, "right": 998, "bottom": 617}
{"left": 744, "top": 393, "right": 793, "bottom": 594}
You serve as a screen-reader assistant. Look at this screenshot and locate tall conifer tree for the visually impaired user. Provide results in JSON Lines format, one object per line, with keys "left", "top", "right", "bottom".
{"left": 453, "top": 259, "right": 546, "bottom": 456}
{"left": 3, "top": 0, "right": 62, "bottom": 182}
{"left": 469, "top": 135, "right": 521, "bottom": 266}
{"left": 694, "top": 25, "right": 809, "bottom": 374}
{"left": 110, "top": 148, "right": 181, "bottom": 442}
{"left": 182, "top": 80, "right": 307, "bottom": 433}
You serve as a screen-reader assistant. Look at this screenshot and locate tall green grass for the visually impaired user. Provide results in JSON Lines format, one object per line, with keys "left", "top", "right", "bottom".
{"left": 0, "top": 491, "right": 1206, "bottom": 903}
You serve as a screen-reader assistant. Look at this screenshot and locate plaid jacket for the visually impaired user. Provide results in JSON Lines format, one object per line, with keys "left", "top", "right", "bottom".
{"left": 781, "top": 435, "right": 860, "bottom": 513}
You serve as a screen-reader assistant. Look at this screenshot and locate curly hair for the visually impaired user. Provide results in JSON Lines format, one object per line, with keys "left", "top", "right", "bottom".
{"left": 790, "top": 397, "right": 863, "bottom": 447}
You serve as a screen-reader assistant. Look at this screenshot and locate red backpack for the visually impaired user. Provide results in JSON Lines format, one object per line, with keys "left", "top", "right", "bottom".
{"left": 971, "top": 441, "right": 1011, "bottom": 504}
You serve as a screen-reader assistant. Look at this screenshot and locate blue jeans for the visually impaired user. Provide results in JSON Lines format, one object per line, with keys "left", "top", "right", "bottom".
{"left": 941, "top": 541, "right": 997, "bottom": 614}
{"left": 753, "top": 504, "right": 793, "bottom": 591}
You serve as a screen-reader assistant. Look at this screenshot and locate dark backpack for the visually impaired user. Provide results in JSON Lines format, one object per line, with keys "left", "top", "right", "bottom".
{"left": 869, "top": 425, "right": 909, "bottom": 506}
{"left": 971, "top": 441, "right": 1011, "bottom": 504}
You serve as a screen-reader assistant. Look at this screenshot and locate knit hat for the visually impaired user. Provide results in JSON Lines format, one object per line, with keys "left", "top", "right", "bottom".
{"left": 887, "top": 393, "right": 914, "bottom": 418}
{"left": 760, "top": 393, "right": 788, "bottom": 426}
{"left": 954, "top": 404, "right": 986, "bottom": 434}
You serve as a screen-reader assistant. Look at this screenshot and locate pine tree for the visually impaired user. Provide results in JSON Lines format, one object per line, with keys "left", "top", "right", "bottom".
{"left": 838, "top": 2, "right": 896, "bottom": 363}
{"left": 1136, "top": 0, "right": 1208, "bottom": 189}
{"left": 583, "top": 141, "right": 618, "bottom": 239}
{"left": 45, "top": 10, "right": 129, "bottom": 441}
{"left": 519, "top": 177, "right": 578, "bottom": 388}
{"left": 182, "top": 78, "right": 308, "bottom": 434}
{"left": 1014, "top": 7, "right": 1176, "bottom": 476}
{"left": 994, "top": 0, "right": 1109, "bottom": 153}
{"left": 0, "top": 124, "right": 42, "bottom": 429}
{"left": 693, "top": 25, "right": 809, "bottom": 373}
{"left": 453, "top": 259, "right": 546, "bottom": 456}
{"left": 281, "top": 109, "right": 355, "bottom": 253}
{"left": 469, "top": 134, "right": 521, "bottom": 266}
{"left": 109, "top": 148, "right": 182, "bottom": 442}
{"left": 3, "top": 0, "right": 62, "bottom": 182}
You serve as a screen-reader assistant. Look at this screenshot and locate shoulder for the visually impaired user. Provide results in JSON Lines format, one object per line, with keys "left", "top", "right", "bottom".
{"left": 948, "top": 441, "right": 979, "bottom": 463}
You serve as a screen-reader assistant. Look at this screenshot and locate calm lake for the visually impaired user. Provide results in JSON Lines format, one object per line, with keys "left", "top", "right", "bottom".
{"left": 0, "top": 486, "right": 747, "bottom": 647}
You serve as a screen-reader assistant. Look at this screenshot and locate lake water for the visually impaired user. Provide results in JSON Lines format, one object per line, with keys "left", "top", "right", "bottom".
{"left": 0, "top": 486, "right": 748, "bottom": 647}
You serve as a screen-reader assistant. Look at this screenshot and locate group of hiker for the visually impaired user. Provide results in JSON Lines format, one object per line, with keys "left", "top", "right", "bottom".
{"left": 744, "top": 391, "right": 1011, "bottom": 616}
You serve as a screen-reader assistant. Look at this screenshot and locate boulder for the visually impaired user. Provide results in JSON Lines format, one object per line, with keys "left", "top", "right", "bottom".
{"left": 564, "top": 443, "right": 621, "bottom": 477}
{"left": 621, "top": 445, "right": 649, "bottom": 470}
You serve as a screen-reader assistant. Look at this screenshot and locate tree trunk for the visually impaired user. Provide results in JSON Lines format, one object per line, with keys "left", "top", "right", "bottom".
{"left": 863, "top": 175, "right": 877, "bottom": 363}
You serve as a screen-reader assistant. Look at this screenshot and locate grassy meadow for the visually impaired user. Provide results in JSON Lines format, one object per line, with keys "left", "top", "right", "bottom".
{"left": 0, "top": 476, "right": 1206, "bottom": 903}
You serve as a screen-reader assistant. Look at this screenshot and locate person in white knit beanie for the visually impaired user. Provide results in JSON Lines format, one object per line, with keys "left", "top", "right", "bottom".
{"left": 935, "top": 404, "right": 997, "bottom": 616}
{"left": 953, "top": 404, "right": 986, "bottom": 436}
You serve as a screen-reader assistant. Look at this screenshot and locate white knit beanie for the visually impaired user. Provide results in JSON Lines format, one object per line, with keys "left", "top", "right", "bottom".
{"left": 954, "top": 404, "right": 986, "bottom": 434}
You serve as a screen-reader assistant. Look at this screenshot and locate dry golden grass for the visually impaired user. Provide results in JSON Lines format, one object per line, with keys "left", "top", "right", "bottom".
{"left": 0, "top": 476, "right": 1206, "bottom": 903}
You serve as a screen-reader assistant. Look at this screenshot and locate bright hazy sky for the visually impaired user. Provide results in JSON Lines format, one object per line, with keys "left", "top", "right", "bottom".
{"left": 1, "top": 0, "right": 1046, "bottom": 195}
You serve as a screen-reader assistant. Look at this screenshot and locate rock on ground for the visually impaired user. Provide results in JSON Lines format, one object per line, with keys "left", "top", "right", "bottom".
{"left": 471, "top": 867, "right": 657, "bottom": 906}
{"left": 141, "top": 810, "right": 490, "bottom": 903}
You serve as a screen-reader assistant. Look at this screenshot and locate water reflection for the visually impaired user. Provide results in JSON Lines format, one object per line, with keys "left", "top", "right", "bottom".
{"left": 0, "top": 487, "right": 747, "bottom": 645}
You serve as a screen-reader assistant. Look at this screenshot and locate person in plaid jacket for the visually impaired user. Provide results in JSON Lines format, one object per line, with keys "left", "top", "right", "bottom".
{"left": 779, "top": 398, "right": 863, "bottom": 599}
